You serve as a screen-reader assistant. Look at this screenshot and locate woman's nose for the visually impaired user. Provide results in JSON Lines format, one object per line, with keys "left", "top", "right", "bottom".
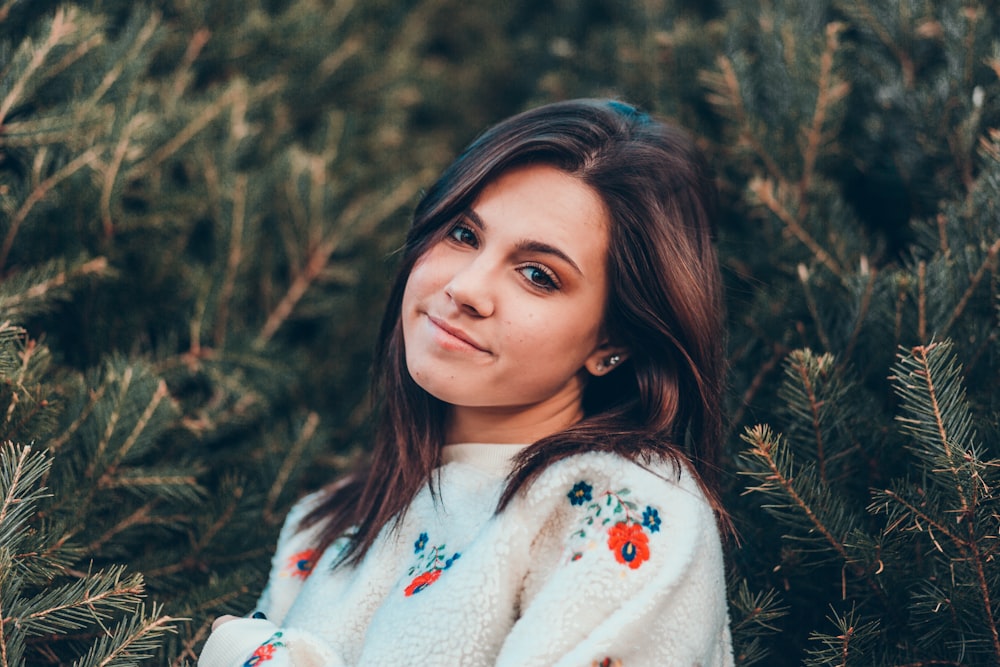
{"left": 444, "top": 258, "right": 495, "bottom": 317}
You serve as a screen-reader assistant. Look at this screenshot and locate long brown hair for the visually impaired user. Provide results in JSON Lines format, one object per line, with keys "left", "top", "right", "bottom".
{"left": 302, "top": 99, "right": 728, "bottom": 563}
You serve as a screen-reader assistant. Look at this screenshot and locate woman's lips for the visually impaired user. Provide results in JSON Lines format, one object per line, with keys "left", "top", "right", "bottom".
{"left": 427, "top": 315, "right": 490, "bottom": 353}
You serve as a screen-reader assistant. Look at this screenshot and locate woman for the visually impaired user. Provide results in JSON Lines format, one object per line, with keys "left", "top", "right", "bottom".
{"left": 200, "top": 99, "right": 734, "bottom": 666}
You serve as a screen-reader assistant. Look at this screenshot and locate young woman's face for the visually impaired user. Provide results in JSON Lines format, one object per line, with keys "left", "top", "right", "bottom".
{"left": 401, "top": 164, "right": 618, "bottom": 443}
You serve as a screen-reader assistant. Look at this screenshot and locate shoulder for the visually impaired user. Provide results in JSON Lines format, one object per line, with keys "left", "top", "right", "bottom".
{"left": 512, "top": 450, "right": 722, "bottom": 571}
{"left": 520, "top": 450, "right": 713, "bottom": 522}
{"left": 267, "top": 490, "right": 329, "bottom": 575}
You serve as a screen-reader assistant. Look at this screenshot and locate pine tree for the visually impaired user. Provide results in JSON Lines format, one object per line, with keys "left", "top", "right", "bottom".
{"left": 696, "top": 0, "right": 1000, "bottom": 664}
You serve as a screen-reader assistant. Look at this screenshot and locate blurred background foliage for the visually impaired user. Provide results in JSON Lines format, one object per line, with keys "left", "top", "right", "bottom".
{"left": 0, "top": 0, "right": 997, "bottom": 664}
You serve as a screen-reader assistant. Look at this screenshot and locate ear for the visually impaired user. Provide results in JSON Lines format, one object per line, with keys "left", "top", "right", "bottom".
{"left": 584, "top": 344, "right": 630, "bottom": 377}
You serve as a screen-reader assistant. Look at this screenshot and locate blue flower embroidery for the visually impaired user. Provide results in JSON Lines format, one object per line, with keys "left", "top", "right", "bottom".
{"left": 568, "top": 481, "right": 593, "bottom": 505}
{"left": 642, "top": 506, "right": 661, "bottom": 533}
{"left": 405, "top": 532, "right": 460, "bottom": 597}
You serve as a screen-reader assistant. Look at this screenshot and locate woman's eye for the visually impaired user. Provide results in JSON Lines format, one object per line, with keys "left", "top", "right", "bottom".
{"left": 519, "top": 264, "right": 559, "bottom": 290}
{"left": 448, "top": 224, "right": 478, "bottom": 247}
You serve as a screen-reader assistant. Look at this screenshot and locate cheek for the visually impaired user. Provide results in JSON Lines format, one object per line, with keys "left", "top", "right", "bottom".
{"left": 405, "top": 248, "right": 451, "bottom": 298}
{"left": 506, "top": 316, "right": 600, "bottom": 365}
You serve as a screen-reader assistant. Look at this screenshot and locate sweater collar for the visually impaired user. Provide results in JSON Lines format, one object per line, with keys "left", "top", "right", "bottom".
{"left": 440, "top": 443, "right": 531, "bottom": 475}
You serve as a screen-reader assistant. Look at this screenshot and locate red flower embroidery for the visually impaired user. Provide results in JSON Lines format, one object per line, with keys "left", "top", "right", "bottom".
{"left": 404, "top": 568, "right": 442, "bottom": 596}
{"left": 607, "top": 522, "right": 650, "bottom": 569}
{"left": 592, "top": 659, "right": 622, "bottom": 667}
{"left": 245, "top": 644, "right": 276, "bottom": 666}
{"left": 242, "top": 632, "right": 285, "bottom": 667}
{"left": 286, "top": 548, "right": 319, "bottom": 579}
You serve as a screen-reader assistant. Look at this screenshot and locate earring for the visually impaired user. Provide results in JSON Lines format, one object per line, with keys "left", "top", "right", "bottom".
{"left": 595, "top": 355, "right": 621, "bottom": 374}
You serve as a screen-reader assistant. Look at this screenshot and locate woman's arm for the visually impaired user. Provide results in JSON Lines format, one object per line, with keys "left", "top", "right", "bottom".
{"left": 198, "top": 492, "right": 345, "bottom": 666}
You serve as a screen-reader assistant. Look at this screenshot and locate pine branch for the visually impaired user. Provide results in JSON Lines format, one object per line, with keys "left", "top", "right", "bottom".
{"left": 740, "top": 424, "right": 855, "bottom": 566}
{"left": 843, "top": 261, "right": 876, "bottom": 361}
{"left": 887, "top": 342, "right": 1000, "bottom": 659}
{"left": 101, "top": 378, "right": 171, "bottom": 472}
{"left": 5, "top": 565, "right": 144, "bottom": 637}
{"left": 211, "top": 173, "right": 248, "bottom": 348}
{"left": 254, "top": 170, "right": 430, "bottom": 348}
{"left": 0, "top": 443, "right": 50, "bottom": 551}
{"left": 0, "top": 8, "right": 102, "bottom": 126}
{"left": 264, "top": 411, "right": 319, "bottom": 523}
{"left": 126, "top": 79, "right": 281, "bottom": 181}
{"left": 838, "top": 0, "right": 916, "bottom": 87}
{"left": 798, "top": 22, "right": 850, "bottom": 203}
{"left": 0, "top": 257, "right": 113, "bottom": 321}
{"left": 748, "top": 177, "right": 845, "bottom": 279}
{"left": 70, "top": 603, "right": 178, "bottom": 667}
{"left": 891, "top": 343, "right": 981, "bottom": 514}
{"left": 729, "top": 579, "right": 786, "bottom": 667}
{"left": 99, "top": 114, "right": 144, "bottom": 240}
{"left": 725, "top": 342, "right": 787, "bottom": 444}
{"left": 45, "top": 380, "right": 107, "bottom": 456}
{"left": 700, "top": 55, "right": 784, "bottom": 182}
{"left": 940, "top": 237, "right": 1000, "bottom": 338}
{"left": 83, "top": 11, "right": 160, "bottom": 111}
{"left": 797, "top": 265, "right": 833, "bottom": 352}
{"left": 803, "top": 605, "right": 880, "bottom": 667}
{"left": 0, "top": 148, "right": 101, "bottom": 271}
{"left": 780, "top": 349, "right": 835, "bottom": 484}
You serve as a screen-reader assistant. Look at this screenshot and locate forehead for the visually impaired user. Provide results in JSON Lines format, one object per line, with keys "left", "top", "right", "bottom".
{"left": 472, "top": 165, "right": 610, "bottom": 267}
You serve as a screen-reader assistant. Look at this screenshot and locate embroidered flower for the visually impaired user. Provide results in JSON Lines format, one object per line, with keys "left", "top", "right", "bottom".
{"left": 404, "top": 568, "right": 442, "bottom": 596}
{"left": 567, "top": 483, "right": 659, "bottom": 570}
{"left": 404, "top": 531, "right": 460, "bottom": 597}
{"left": 568, "top": 481, "right": 593, "bottom": 505}
{"left": 243, "top": 633, "right": 285, "bottom": 666}
{"left": 286, "top": 549, "right": 319, "bottom": 579}
{"left": 244, "top": 645, "right": 276, "bottom": 667}
{"left": 608, "top": 522, "right": 650, "bottom": 569}
{"left": 641, "top": 506, "right": 661, "bottom": 533}
{"left": 592, "top": 659, "right": 623, "bottom": 667}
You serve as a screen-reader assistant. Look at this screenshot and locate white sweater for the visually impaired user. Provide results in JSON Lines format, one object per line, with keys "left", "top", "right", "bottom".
{"left": 198, "top": 444, "right": 734, "bottom": 667}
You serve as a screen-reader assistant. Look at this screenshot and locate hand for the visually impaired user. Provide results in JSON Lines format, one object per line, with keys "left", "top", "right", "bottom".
{"left": 211, "top": 615, "right": 240, "bottom": 631}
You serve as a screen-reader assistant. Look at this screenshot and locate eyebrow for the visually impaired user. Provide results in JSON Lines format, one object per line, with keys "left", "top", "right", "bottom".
{"left": 463, "top": 209, "right": 585, "bottom": 277}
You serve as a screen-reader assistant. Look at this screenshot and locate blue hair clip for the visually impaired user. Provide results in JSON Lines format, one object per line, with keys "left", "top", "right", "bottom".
{"left": 606, "top": 100, "right": 651, "bottom": 123}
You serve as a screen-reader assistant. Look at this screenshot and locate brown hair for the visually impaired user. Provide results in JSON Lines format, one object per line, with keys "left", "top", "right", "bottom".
{"left": 302, "top": 99, "right": 728, "bottom": 563}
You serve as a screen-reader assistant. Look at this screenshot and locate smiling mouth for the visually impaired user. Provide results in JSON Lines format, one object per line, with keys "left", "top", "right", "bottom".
{"left": 427, "top": 316, "right": 490, "bottom": 353}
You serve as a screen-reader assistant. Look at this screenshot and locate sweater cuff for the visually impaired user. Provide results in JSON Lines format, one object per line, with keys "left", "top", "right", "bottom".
{"left": 198, "top": 618, "right": 278, "bottom": 667}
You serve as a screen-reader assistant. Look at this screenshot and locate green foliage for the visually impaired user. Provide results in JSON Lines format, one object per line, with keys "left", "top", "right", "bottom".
{"left": 0, "top": 0, "right": 998, "bottom": 664}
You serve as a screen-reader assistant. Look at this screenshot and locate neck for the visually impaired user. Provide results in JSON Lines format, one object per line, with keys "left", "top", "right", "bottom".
{"left": 445, "top": 393, "right": 584, "bottom": 445}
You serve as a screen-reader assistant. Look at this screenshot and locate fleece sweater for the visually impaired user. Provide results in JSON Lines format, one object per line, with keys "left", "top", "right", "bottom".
{"left": 198, "top": 444, "right": 734, "bottom": 667}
